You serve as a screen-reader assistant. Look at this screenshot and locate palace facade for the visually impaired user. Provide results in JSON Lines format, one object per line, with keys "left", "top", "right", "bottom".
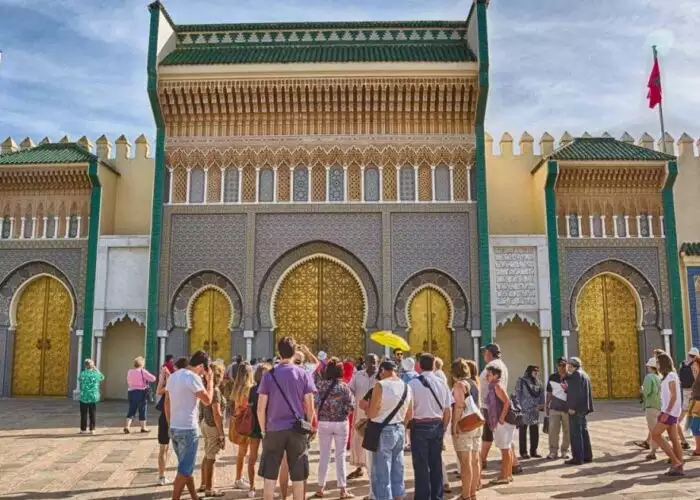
{"left": 1, "top": 0, "right": 698, "bottom": 398}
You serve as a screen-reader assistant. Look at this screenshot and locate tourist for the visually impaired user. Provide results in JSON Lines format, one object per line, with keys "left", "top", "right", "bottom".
{"left": 433, "top": 356, "right": 452, "bottom": 492}
{"left": 564, "top": 357, "right": 593, "bottom": 466}
{"left": 678, "top": 347, "right": 698, "bottom": 450}
{"left": 393, "top": 349, "right": 405, "bottom": 377}
{"left": 651, "top": 352, "right": 684, "bottom": 476}
{"left": 257, "top": 337, "right": 316, "bottom": 500}
{"left": 347, "top": 354, "right": 378, "bottom": 490}
{"left": 230, "top": 362, "right": 255, "bottom": 490}
{"left": 366, "top": 360, "right": 412, "bottom": 500}
{"left": 688, "top": 354, "right": 700, "bottom": 456}
{"left": 515, "top": 365, "right": 545, "bottom": 459}
{"left": 124, "top": 356, "right": 156, "bottom": 434}
{"left": 545, "top": 357, "right": 570, "bottom": 460}
{"left": 314, "top": 357, "right": 355, "bottom": 499}
{"left": 478, "top": 344, "right": 508, "bottom": 470}
{"left": 293, "top": 344, "right": 321, "bottom": 375}
{"left": 198, "top": 362, "right": 226, "bottom": 498}
{"left": 78, "top": 358, "right": 104, "bottom": 435}
{"left": 247, "top": 363, "right": 272, "bottom": 499}
{"left": 164, "top": 351, "right": 214, "bottom": 500}
{"left": 451, "top": 358, "right": 480, "bottom": 500}
{"left": 400, "top": 358, "right": 418, "bottom": 385}
{"left": 640, "top": 357, "right": 661, "bottom": 460}
{"left": 408, "top": 353, "right": 452, "bottom": 500}
{"left": 156, "top": 356, "right": 188, "bottom": 485}
{"left": 484, "top": 365, "right": 515, "bottom": 485}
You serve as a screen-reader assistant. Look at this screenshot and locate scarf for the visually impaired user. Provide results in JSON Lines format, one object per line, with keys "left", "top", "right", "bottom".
{"left": 163, "top": 360, "right": 175, "bottom": 374}
{"left": 342, "top": 362, "right": 355, "bottom": 383}
{"left": 523, "top": 375, "right": 543, "bottom": 399}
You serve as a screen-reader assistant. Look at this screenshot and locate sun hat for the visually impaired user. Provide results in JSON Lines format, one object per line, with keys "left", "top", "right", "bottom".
{"left": 645, "top": 357, "right": 657, "bottom": 368}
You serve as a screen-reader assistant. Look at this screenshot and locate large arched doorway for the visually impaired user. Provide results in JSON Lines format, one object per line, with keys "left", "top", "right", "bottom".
{"left": 102, "top": 317, "right": 145, "bottom": 400}
{"left": 576, "top": 274, "right": 639, "bottom": 399}
{"left": 494, "top": 317, "right": 541, "bottom": 393}
{"left": 407, "top": 287, "right": 452, "bottom": 370}
{"left": 12, "top": 276, "right": 72, "bottom": 396}
{"left": 274, "top": 256, "right": 365, "bottom": 359}
{"left": 190, "top": 288, "right": 232, "bottom": 364}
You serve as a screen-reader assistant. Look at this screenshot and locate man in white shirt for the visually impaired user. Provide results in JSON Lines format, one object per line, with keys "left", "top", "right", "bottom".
{"left": 408, "top": 353, "right": 453, "bottom": 500}
{"left": 165, "top": 351, "right": 214, "bottom": 500}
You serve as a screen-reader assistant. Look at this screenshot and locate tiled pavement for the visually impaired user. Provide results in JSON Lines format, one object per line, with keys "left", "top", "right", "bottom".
{"left": 0, "top": 400, "right": 698, "bottom": 500}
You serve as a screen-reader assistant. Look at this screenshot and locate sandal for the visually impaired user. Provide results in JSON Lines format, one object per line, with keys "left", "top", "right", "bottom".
{"left": 312, "top": 492, "right": 324, "bottom": 498}
{"left": 205, "top": 491, "right": 225, "bottom": 498}
{"left": 489, "top": 477, "right": 510, "bottom": 486}
{"left": 346, "top": 469, "right": 364, "bottom": 480}
{"left": 339, "top": 493, "right": 355, "bottom": 499}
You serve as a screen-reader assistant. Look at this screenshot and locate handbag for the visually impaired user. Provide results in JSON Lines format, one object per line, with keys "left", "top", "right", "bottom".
{"left": 141, "top": 370, "right": 154, "bottom": 404}
{"left": 362, "top": 382, "right": 408, "bottom": 452}
{"left": 234, "top": 387, "right": 256, "bottom": 436}
{"left": 542, "top": 415, "right": 550, "bottom": 434}
{"left": 457, "top": 381, "right": 485, "bottom": 433}
{"left": 269, "top": 368, "right": 314, "bottom": 435}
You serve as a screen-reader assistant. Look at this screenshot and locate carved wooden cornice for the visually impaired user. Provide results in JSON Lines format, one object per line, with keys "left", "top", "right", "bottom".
{"left": 158, "top": 77, "right": 477, "bottom": 136}
{"left": 165, "top": 142, "right": 476, "bottom": 169}
{"left": 0, "top": 168, "right": 91, "bottom": 191}
{"left": 557, "top": 165, "right": 665, "bottom": 192}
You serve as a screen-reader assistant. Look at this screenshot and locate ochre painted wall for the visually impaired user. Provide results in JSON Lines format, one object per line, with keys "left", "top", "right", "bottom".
{"left": 99, "top": 165, "right": 118, "bottom": 235}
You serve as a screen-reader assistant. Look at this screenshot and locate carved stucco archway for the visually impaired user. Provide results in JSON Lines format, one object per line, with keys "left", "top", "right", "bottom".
{"left": 0, "top": 261, "right": 79, "bottom": 328}
{"left": 568, "top": 259, "right": 660, "bottom": 331}
{"left": 170, "top": 270, "right": 243, "bottom": 330}
{"left": 258, "top": 241, "right": 380, "bottom": 330}
{"left": 394, "top": 269, "right": 468, "bottom": 329}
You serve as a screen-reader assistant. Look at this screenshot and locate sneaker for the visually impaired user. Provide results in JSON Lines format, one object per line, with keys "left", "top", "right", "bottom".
{"left": 141, "top": 428, "right": 151, "bottom": 433}
{"left": 512, "top": 465, "right": 523, "bottom": 475}
{"left": 158, "top": 476, "right": 170, "bottom": 486}
{"left": 79, "top": 430, "right": 88, "bottom": 435}
{"left": 561, "top": 453, "right": 570, "bottom": 460}
{"left": 546, "top": 453, "right": 558, "bottom": 460}
{"left": 664, "top": 465, "right": 684, "bottom": 476}
{"left": 248, "top": 490, "right": 256, "bottom": 498}
{"left": 89, "top": 430, "right": 96, "bottom": 435}
{"left": 234, "top": 479, "right": 250, "bottom": 489}
{"left": 531, "top": 453, "right": 543, "bottom": 459}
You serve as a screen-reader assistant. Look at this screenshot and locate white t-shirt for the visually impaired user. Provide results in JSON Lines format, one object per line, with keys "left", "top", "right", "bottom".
{"left": 409, "top": 371, "right": 454, "bottom": 419}
{"left": 660, "top": 372, "right": 682, "bottom": 417}
{"left": 166, "top": 369, "right": 205, "bottom": 429}
{"left": 479, "top": 358, "right": 509, "bottom": 408}
{"left": 372, "top": 378, "right": 412, "bottom": 424}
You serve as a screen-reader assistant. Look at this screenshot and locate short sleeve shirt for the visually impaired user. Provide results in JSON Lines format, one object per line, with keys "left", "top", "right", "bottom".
{"left": 259, "top": 362, "right": 316, "bottom": 432}
{"left": 200, "top": 387, "right": 223, "bottom": 427}
{"left": 166, "top": 369, "right": 205, "bottom": 429}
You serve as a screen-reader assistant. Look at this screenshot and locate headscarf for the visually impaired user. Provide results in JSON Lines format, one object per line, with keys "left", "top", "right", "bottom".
{"left": 342, "top": 361, "right": 355, "bottom": 383}
{"left": 522, "top": 365, "right": 543, "bottom": 397}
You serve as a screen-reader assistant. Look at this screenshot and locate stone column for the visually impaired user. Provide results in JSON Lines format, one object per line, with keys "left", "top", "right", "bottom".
{"left": 237, "top": 167, "right": 243, "bottom": 203}
{"left": 185, "top": 169, "right": 192, "bottom": 204}
{"left": 244, "top": 330, "right": 255, "bottom": 361}
{"left": 157, "top": 330, "right": 169, "bottom": 368}
{"left": 453, "top": 165, "right": 458, "bottom": 202}
{"left": 471, "top": 329, "right": 482, "bottom": 364}
{"left": 662, "top": 328, "right": 672, "bottom": 355}
{"left": 94, "top": 329, "right": 104, "bottom": 370}
{"left": 360, "top": 166, "right": 366, "bottom": 201}
{"left": 42, "top": 216, "right": 48, "bottom": 238}
{"left": 19, "top": 217, "right": 26, "bottom": 239}
{"left": 540, "top": 329, "right": 551, "bottom": 383}
{"left": 254, "top": 167, "right": 260, "bottom": 203}
{"left": 562, "top": 330, "right": 570, "bottom": 359}
{"left": 430, "top": 165, "right": 436, "bottom": 201}
{"left": 73, "top": 329, "right": 84, "bottom": 399}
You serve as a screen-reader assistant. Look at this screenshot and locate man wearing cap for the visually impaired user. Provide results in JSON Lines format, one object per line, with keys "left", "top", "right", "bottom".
{"left": 408, "top": 353, "right": 453, "bottom": 500}
{"left": 545, "top": 357, "right": 571, "bottom": 460}
{"left": 479, "top": 343, "right": 509, "bottom": 468}
{"left": 639, "top": 356, "right": 661, "bottom": 459}
{"left": 564, "top": 357, "right": 593, "bottom": 465}
{"left": 678, "top": 347, "right": 699, "bottom": 450}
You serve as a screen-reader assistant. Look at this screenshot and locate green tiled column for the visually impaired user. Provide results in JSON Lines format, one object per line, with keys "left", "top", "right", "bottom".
{"left": 81, "top": 156, "right": 101, "bottom": 360}
{"left": 545, "top": 160, "right": 563, "bottom": 360}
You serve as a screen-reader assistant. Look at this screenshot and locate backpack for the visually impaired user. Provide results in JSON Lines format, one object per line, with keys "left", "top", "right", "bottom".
{"left": 506, "top": 390, "right": 524, "bottom": 427}
{"left": 679, "top": 361, "right": 695, "bottom": 389}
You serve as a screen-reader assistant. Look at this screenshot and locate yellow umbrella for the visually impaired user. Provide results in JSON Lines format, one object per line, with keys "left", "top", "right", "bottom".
{"left": 370, "top": 330, "right": 410, "bottom": 352}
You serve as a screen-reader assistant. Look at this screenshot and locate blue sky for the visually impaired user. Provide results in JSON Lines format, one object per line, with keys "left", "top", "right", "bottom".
{"left": 0, "top": 0, "right": 698, "bottom": 151}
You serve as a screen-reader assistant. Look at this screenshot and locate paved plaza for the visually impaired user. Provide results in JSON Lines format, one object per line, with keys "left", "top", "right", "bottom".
{"left": 0, "top": 400, "right": 697, "bottom": 500}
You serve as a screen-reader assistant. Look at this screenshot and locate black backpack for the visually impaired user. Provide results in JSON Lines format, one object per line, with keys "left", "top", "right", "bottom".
{"left": 679, "top": 361, "right": 695, "bottom": 389}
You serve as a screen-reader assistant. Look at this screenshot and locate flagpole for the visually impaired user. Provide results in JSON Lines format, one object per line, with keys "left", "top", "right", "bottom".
{"left": 652, "top": 45, "right": 668, "bottom": 153}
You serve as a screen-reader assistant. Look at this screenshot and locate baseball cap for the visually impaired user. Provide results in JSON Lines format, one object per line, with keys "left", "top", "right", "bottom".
{"left": 567, "top": 357, "right": 582, "bottom": 368}
{"left": 688, "top": 347, "right": 699, "bottom": 357}
{"left": 379, "top": 360, "right": 397, "bottom": 372}
{"left": 480, "top": 343, "right": 501, "bottom": 356}
{"left": 556, "top": 356, "right": 568, "bottom": 365}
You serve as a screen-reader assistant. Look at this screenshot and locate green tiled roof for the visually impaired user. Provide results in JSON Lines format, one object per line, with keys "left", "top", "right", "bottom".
{"left": 680, "top": 242, "right": 700, "bottom": 256}
{"left": 161, "top": 42, "right": 474, "bottom": 65}
{"left": 549, "top": 137, "right": 675, "bottom": 162}
{"left": 0, "top": 143, "right": 95, "bottom": 165}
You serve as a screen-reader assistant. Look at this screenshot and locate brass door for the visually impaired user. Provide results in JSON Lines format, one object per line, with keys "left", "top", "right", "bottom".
{"left": 190, "top": 289, "right": 232, "bottom": 364}
{"left": 408, "top": 288, "right": 452, "bottom": 371}
{"left": 275, "top": 258, "right": 365, "bottom": 359}
{"left": 576, "top": 274, "right": 639, "bottom": 399}
{"left": 12, "top": 277, "right": 71, "bottom": 396}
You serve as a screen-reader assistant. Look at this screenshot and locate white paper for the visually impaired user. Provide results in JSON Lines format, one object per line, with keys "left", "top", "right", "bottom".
{"left": 550, "top": 381, "right": 567, "bottom": 401}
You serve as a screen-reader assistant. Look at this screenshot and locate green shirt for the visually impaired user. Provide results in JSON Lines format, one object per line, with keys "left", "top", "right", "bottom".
{"left": 642, "top": 373, "right": 661, "bottom": 410}
{"left": 79, "top": 369, "right": 105, "bottom": 403}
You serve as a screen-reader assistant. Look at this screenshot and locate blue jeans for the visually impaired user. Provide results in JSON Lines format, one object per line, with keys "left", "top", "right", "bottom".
{"left": 411, "top": 420, "right": 444, "bottom": 500}
{"left": 126, "top": 390, "right": 147, "bottom": 421}
{"left": 569, "top": 413, "right": 592, "bottom": 463}
{"left": 171, "top": 428, "right": 199, "bottom": 476}
{"left": 371, "top": 424, "right": 405, "bottom": 500}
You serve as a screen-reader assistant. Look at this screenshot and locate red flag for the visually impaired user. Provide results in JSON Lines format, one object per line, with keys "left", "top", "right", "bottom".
{"left": 647, "top": 57, "right": 662, "bottom": 109}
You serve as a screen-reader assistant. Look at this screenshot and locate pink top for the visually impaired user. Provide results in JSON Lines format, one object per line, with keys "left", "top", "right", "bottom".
{"left": 127, "top": 368, "right": 156, "bottom": 391}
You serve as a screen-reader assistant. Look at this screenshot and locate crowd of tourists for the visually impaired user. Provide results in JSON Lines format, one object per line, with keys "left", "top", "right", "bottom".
{"left": 74, "top": 339, "right": 700, "bottom": 499}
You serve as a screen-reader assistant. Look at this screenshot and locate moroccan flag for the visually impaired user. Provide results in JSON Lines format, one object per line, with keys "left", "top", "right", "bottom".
{"left": 647, "top": 57, "right": 662, "bottom": 109}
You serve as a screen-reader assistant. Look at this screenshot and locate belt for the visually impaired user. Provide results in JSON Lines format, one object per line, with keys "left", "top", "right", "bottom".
{"left": 413, "top": 418, "right": 442, "bottom": 423}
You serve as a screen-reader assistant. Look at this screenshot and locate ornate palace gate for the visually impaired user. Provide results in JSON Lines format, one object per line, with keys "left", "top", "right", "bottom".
{"left": 12, "top": 276, "right": 72, "bottom": 396}
{"left": 274, "top": 256, "right": 365, "bottom": 359}
{"left": 576, "top": 274, "right": 639, "bottom": 399}
{"left": 408, "top": 287, "right": 452, "bottom": 367}
{"left": 190, "top": 288, "right": 232, "bottom": 364}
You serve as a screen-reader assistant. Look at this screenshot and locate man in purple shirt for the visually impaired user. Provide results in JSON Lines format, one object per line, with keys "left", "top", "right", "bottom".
{"left": 257, "top": 336, "right": 316, "bottom": 500}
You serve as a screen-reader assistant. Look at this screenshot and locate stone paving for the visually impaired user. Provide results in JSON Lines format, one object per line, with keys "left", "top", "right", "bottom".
{"left": 0, "top": 400, "right": 698, "bottom": 500}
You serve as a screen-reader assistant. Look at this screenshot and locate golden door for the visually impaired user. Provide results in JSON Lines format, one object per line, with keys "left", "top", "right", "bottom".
{"left": 576, "top": 274, "right": 639, "bottom": 399}
{"left": 408, "top": 288, "right": 452, "bottom": 370}
{"left": 12, "top": 277, "right": 72, "bottom": 396}
{"left": 275, "top": 258, "right": 365, "bottom": 359}
{"left": 190, "top": 289, "right": 232, "bottom": 364}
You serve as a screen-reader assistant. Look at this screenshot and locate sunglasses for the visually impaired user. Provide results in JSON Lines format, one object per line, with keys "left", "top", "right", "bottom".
{"left": 294, "top": 360, "right": 302, "bottom": 365}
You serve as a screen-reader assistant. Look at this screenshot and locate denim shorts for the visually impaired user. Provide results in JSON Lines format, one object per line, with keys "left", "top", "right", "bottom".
{"left": 690, "top": 417, "right": 700, "bottom": 437}
{"left": 170, "top": 428, "right": 199, "bottom": 477}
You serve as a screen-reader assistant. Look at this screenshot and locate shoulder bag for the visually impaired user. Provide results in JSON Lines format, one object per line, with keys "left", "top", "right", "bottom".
{"left": 362, "top": 382, "right": 408, "bottom": 452}
{"left": 456, "top": 380, "right": 485, "bottom": 433}
{"left": 234, "top": 387, "right": 255, "bottom": 436}
{"left": 269, "top": 367, "right": 314, "bottom": 435}
{"left": 141, "top": 370, "right": 154, "bottom": 404}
